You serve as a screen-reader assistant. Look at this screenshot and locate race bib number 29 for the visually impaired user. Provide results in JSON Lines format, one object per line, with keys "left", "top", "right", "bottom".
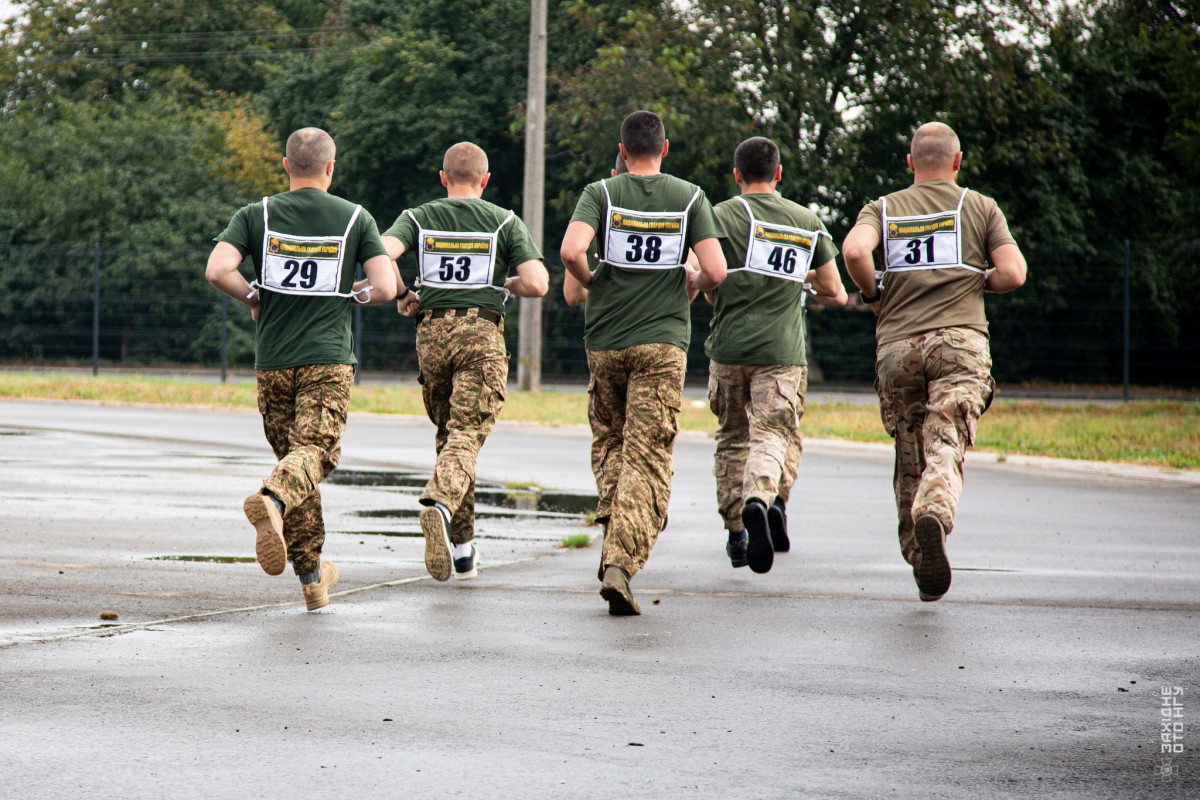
{"left": 263, "top": 235, "right": 344, "bottom": 293}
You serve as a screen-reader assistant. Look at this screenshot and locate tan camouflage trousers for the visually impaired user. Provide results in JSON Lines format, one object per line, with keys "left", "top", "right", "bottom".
{"left": 777, "top": 368, "right": 808, "bottom": 506}
{"left": 257, "top": 363, "right": 354, "bottom": 575}
{"left": 708, "top": 362, "right": 806, "bottom": 532}
{"left": 416, "top": 310, "right": 508, "bottom": 543}
{"left": 875, "top": 327, "right": 994, "bottom": 566}
{"left": 587, "top": 343, "right": 686, "bottom": 579}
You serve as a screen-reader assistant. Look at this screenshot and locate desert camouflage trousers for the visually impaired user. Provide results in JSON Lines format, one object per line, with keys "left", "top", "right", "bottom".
{"left": 257, "top": 363, "right": 354, "bottom": 574}
{"left": 875, "top": 327, "right": 994, "bottom": 566}
{"left": 777, "top": 367, "right": 808, "bottom": 506}
{"left": 416, "top": 310, "right": 508, "bottom": 543}
{"left": 709, "top": 362, "right": 806, "bottom": 531}
{"left": 587, "top": 343, "right": 686, "bottom": 579}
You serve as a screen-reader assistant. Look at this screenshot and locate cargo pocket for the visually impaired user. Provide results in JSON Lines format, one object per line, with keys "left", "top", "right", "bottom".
{"left": 656, "top": 380, "right": 683, "bottom": 447}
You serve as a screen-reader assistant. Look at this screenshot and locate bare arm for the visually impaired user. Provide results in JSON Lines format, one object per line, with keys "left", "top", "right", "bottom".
{"left": 560, "top": 221, "right": 597, "bottom": 288}
{"left": 687, "top": 237, "right": 727, "bottom": 293}
{"left": 985, "top": 243, "right": 1026, "bottom": 293}
{"left": 842, "top": 223, "right": 882, "bottom": 313}
{"left": 563, "top": 271, "right": 588, "bottom": 307}
{"left": 505, "top": 259, "right": 550, "bottom": 298}
{"left": 356, "top": 254, "right": 399, "bottom": 305}
{"left": 205, "top": 241, "right": 260, "bottom": 320}
{"left": 806, "top": 259, "right": 848, "bottom": 307}
{"left": 381, "top": 234, "right": 406, "bottom": 262}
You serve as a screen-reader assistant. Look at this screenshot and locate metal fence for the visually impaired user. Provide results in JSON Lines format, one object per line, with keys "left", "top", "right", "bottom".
{"left": 1, "top": 242, "right": 1196, "bottom": 391}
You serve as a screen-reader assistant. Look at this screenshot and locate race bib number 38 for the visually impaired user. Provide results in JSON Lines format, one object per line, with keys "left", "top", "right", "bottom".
{"left": 263, "top": 235, "right": 345, "bottom": 294}
{"left": 604, "top": 210, "right": 685, "bottom": 269}
{"left": 418, "top": 233, "right": 494, "bottom": 287}
{"left": 884, "top": 214, "right": 960, "bottom": 269}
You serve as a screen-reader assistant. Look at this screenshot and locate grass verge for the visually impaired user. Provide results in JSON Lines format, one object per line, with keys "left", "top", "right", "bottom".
{"left": 1, "top": 373, "right": 1197, "bottom": 470}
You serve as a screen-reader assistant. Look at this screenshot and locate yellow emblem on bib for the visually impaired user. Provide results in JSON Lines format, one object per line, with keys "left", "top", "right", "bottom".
{"left": 425, "top": 236, "right": 435, "bottom": 249}
{"left": 887, "top": 223, "right": 899, "bottom": 238}
{"left": 268, "top": 237, "right": 280, "bottom": 254}
{"left": 611, "top": 213, "right": 623, "bottom": 229}
{"left": 755, "top": 226, "right": 765, "bottom": 239}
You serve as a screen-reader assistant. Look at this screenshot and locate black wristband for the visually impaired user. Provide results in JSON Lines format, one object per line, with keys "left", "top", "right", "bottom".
{"left": 859, "top": 286, "right": 881, "bottom": 304}
{"left": 397, "top": 287, "right": 410, "bottom": 301}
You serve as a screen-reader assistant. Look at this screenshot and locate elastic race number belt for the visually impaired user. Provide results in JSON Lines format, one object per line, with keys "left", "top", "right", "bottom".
{"left": 417, "top": 307, "right": 503, "bottom": 326}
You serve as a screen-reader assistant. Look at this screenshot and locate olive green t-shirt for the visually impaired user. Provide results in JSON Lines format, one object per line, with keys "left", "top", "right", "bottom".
{"left": 215, "top": 188, "right": 388, "bottom": 370}
{"left": 383, "top": 197, "right": 542, "bottom": 313}
{"left": 855, "top": 179, "right": 1016, "bottom": 345}
{"left": 705, "top": 193, "right": 839, "bottom": 366}
{"left": 570, "top": 173, "right": 722, "bottom": 351}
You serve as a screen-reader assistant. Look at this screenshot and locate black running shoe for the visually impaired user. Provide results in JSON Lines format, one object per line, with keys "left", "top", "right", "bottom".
{"left": 453, "top": 542, "right": 479, "bottom": 581}
{"left": 767, "top": 498, "right": 790, "bottom": 552}
{"left": 726, "top": 531, "right": 748, "bottom": 568}
{"left": 743, "top": 499, "right": 773, "bottom": 574}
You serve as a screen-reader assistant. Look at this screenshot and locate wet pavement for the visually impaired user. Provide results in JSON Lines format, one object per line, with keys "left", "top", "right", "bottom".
{"left": 1, "top": 399, "right": 1197, "bottom": 799}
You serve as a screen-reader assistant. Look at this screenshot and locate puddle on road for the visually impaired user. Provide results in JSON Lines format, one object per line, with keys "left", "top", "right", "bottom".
{"left": 147, "top": 555, "right": 258, "bottom": 564}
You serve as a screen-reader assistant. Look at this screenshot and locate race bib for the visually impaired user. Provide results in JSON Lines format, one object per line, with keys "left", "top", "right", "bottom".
{"left": 417, "top": 231, "right": 496, "bottom": 288}
{"left": 262, "top": 234, "right": 346, "bottom": 294}
{"left": 744, "top": 221, "right": 817, "bottom": 282}
{"left": 603, "top": 209, "right": 686, "bottom": 269}
{"left": 883, "top": 212, "right": 960, "bottom": 270}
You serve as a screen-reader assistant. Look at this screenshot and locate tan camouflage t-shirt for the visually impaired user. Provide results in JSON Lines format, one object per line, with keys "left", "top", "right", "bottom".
{"left": 855, "top": 178, "right": 1015, "bottom": 345}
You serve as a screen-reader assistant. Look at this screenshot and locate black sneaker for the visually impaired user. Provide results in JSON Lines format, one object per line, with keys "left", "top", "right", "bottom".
{"left": 767, "top": 498, "right": 790, "bottom": 552}
{"left": 453, "top": 542, "right": 479, "bottom": 581}
{"left": 913, "top": 514, "right": 951, "bottom": 601}
{"left": 726, "top": 531, "right": 748, "bottom": 568}
{"left": 599, "top": 565, "right": 641, "bottom": 616}
{"left": 743, "top": 499, "right": 773, "bottom": 574}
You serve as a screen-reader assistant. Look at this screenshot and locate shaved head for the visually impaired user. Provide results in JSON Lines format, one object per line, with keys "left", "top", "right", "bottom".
{"left": 285, "top": 128, "right": 336, "bottom": 178}
{"left": 910, "top": 122, "right": 960, "bottom": 172}
{"left": 442, "top": 142, "right": 489, "bottom": 186}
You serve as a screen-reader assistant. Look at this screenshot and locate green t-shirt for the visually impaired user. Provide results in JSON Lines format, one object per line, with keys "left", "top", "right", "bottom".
{"left": 215, "top": 188, "right": 388, "bottom": 371}
{"left": 705, "top": 193, "right": 839, "bottom": 365}
{"left": 383, "top": 197, "right": 543, "bottom": 313}
{"left": 570, "top": 173, "right": 722, "bottom": 351}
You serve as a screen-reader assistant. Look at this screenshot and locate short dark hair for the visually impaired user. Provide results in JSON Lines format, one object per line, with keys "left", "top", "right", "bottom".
{"left": 734, "top": 137, "right": 780, "bottom": 184}
{"left": 620, "top": 110, "right": 665, "bottom": 159}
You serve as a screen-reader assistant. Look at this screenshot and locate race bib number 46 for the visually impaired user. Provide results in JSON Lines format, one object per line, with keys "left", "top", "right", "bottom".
{"left": 745, "top": 223, "right": 816, "bottom": 281}
{"left": 263, "top": 235, "right": 345, "bottom": 293}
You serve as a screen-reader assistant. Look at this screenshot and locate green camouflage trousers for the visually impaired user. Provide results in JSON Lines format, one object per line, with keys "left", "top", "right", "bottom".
{"left": 416, "top": 310, "right": 508, "bottom": 543}
{"left": 875, "top": 327, "right": 994, "bottom": 566}
{"left": 257, "top": 363, "right": 354, "bottom": 574}
{"left": 777, "top": 368, "right": 809, "bottom": 506}
{"left": 708, "top": 362, "right": 806, "bottom": 531}
{"left": 587, "top": 343, "right": 686, "bottom": 579}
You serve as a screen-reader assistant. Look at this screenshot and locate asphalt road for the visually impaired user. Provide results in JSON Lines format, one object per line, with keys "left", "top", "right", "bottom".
{"left": 1, "top": 399, "right": 1196, "bottom": 799}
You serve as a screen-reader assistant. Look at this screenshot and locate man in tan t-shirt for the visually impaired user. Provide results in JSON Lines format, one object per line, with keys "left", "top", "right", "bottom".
{"left": 842, "top": 122, "right": 1026, "bottom": 601}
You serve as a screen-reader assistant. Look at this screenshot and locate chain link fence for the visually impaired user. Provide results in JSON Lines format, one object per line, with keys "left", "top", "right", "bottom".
{"left": 1, "top": 242, "right": 1196, "bottom": 391}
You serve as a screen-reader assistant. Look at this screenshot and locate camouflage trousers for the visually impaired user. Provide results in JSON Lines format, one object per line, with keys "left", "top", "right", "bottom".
{"left": 257, "top": 363, "right": 354, "bottom": 575}
{"left": 777, "top": 368, "right": 808, "bottom": 506}
{"left": 587, "top": 343, "right": 686, "bottom": 579}
{"left": 708, "top": 362, "right": 806, "bottom": 532}
{"left": 875, "top": 327, "right": 994, "bottom": 566}
{"left": 416, "top": 310, "right": 508, "bottom": 543}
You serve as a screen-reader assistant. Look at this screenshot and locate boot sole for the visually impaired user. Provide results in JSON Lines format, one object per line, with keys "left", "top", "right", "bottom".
{"left": 599, "top": 583, "right": 642, "bottom": 616}
{"left": 914, "top": 515, "right": 951, "bottom": 600}
{"left": 244, "top": 493, "right": 286, "bottom": 576}
{"left": 420, "top": 506, "right": 453, "bottom": 582}
{"left": 304, "top": 563, "right": 340, "bottom": 611}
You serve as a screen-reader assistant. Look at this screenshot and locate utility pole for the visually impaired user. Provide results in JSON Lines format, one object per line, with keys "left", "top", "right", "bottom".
{"left": 518, "top": 0, "right": 547, "bottom": 391}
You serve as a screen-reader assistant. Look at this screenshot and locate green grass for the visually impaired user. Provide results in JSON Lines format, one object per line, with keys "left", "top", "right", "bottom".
{"left": 559, "top": 533, "right": 593, "bottom": 549}
{"left": 1, "top": 373, "right": 1197, "bottom": 470}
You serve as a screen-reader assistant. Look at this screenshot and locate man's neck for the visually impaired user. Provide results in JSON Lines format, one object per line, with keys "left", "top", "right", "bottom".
{"left": 739, "top": 182, "right": 777, "bottom": 195}
{"left": 446, "top": 185, "right": 483, "bottom": 200}
{"left": 288, "top": 178, "right": 327, "bottom": 192}
{"left": 912, "top": 171, "right": 957, "bottom": 184}
{"left": 623, "top": 157, "right": 661, "bottom": 176}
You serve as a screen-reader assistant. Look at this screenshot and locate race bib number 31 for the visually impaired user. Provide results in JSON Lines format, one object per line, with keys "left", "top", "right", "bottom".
{"left": 263, "top": 235, "right": 345, "bottom": 293}
{"left": 885, "top": 214, "right": 960, "bottom": 269}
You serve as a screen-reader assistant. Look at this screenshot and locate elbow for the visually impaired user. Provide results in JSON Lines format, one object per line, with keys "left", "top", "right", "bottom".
{"left": 529, "top": 273, "right": 550, "bottom": 298}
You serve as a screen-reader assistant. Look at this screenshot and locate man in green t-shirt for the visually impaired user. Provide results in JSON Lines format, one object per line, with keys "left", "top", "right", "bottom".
{"left": 560, "top": 110, "right": 727, "bottom": 615}
{"left": 382, "top": 142, "right": 548, "bottom": 583}
{"left": 705, "top": 137, "right": 847, "bottom": 575}
{"left": 206, "top": 127, "right": 398, "bottom": 611}
{"left": 843, "top": 121, "right": 1027, "bottom": 601}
